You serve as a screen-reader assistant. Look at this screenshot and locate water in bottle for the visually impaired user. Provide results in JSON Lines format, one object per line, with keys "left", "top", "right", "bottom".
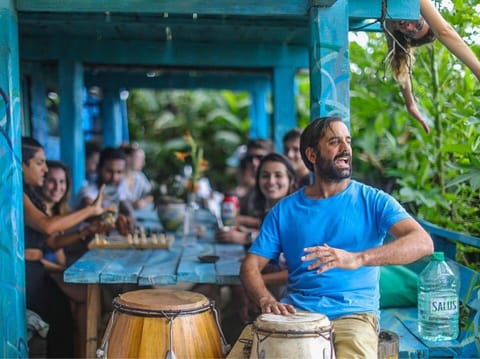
{"left": 418, "top": 251, "right": 459, "bottom": 341}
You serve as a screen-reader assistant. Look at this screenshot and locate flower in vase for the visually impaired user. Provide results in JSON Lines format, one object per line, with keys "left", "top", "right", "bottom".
{"left": 174, "top": 132, "right": 208, "bottom": 194}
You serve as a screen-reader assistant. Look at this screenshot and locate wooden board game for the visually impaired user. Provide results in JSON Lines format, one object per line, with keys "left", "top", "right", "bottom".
{"left": 88, "top": 232, "right": 174, "bottom": 249}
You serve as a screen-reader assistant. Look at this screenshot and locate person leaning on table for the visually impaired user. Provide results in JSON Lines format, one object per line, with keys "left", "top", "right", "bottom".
{"left": 22, "top": 137, "right": 113, "bottom": 358}
{"left": 240, "top": 117, "right": 434, "bottom": 358}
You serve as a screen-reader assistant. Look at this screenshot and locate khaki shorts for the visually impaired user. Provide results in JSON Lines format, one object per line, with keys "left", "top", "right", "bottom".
{"left": 331, "top": 312, "right": 379, "bottom": 359}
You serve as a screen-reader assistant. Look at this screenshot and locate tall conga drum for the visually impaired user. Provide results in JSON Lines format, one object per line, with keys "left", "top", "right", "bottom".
{"left": 250, "top": 312, "right": 335, "bottom": 359}
{"left": 97, "top": 288, "right": 228, "bottom": 358}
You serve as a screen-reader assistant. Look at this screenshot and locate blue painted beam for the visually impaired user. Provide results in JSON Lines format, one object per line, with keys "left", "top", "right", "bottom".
{"left": 58, "top": 59, "right": 86, "bottom": 196}
{"left": 249, "top": 86, "right": 270, "bottom": 139}
{"left": 309, "top": 0, "right": 350, "bottom": 126}
{"left": 15, "top": 0, "right": 420, "bottom": 20}
{"left": 348, "top": 0, "right": 420, "bottom": 21}
{"left": 20, "top": 38, "right": 309, "bottom": 68}
{"left": 102, "top": 86, "right": 123, "bottom": 148}
{"left": 0, "top": 2, "right": 27, "bottom": 357}
{"left": 85, "top": 71, "right": 272, "bottom": 92}
{"left": 87, "top": 71, "right": 273, "bottom": 143}
{"left": 272, "top": 67, "right": 297, "bottom": 150}
{"left": 30, "top": 63, "right": 49, "bottom": 150}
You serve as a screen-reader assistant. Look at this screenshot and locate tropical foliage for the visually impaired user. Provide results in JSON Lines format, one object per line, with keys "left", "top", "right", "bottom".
{"left": 347, "top": 0, "right": 480, "bottom": 236}
{"left": 127, "top": 0, "right": 479, "bottom": 238}
{"left": 127, "top": 90, "right": 251, "bottom": 193}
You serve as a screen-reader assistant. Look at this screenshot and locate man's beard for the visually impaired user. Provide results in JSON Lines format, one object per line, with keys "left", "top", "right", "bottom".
{"left": 314, "top": 151, "right": 352, "bottom": 182}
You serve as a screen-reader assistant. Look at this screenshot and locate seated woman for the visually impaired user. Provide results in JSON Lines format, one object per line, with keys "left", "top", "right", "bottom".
{"left": 216, "top": 153, "right": 297, "bottom": 246}
{"left": 22, "top": 137, "right": 114, "bottom": 358}
{"left": 41, "top": 160, "right": 113, "bottom": 358}
{"left": 217, "top": 153, "right": 298, "bottom": 322}
{"left": 384, "top": 0, "right": 480, "bottom": 132}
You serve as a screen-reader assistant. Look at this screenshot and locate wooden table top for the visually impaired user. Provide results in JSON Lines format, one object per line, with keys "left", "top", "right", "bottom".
{"left": 64, "top": 207, "right": 245, "bottom": 286}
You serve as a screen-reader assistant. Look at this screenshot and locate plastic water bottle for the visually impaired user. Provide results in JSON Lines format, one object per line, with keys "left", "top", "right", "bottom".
{"left": 221, "top": 194, "right": 239, "bottom": 228}
{"left": 418, "top": 252, "right": 459, "bottom": 341}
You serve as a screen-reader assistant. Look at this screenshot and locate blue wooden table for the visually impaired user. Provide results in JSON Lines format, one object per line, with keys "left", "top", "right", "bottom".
{"left": 64, "top": 207, "right": 244, "bottom": 357}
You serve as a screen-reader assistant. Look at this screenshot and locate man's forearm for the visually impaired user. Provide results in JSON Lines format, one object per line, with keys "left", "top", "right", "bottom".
{"left": 241, "top": 261, "right": 277, "bottom": 307}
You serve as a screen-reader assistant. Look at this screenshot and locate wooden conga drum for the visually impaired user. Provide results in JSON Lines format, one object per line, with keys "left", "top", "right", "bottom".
{"left": 97, "top": 289, "right": 227, "bottom": 358}
{"left": 250, "top": 312, "right": 335, "bottom": 359}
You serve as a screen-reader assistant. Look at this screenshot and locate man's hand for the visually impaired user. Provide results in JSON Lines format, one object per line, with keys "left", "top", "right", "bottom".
{"left": 301, "top": 244, "right": 361, "bottom": 273}
{"left": 87, "top": 218, "right": 115, "bottom": 235}
{"left": 216, "top": 227, "right": 248, "bottom": 244}
{"left": 258, "top": 297, "right": 296, "bottom": 315}
{"left": 116, "top": 214, "right": 134, "bottom": 235}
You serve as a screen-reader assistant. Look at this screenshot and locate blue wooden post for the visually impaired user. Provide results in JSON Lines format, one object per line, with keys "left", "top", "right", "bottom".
{"left": 120, "top": 89, "right": 130, "bottom": 143}
{"left": 309, "top": 0, "right": 350, "bottom": 127}
{"left": 248, "top": 84, "right": 269, "bottom": 139}
{"left": 272, "top": 66, "right": 296, "bottom": 151}
{"left": 102, "top": 86, "right": 123, "bottom": 147}
{"left": 30, "top": 64, "right": 49, "bottom": 152}
{"left": 59, "top": 59, "right": 86, "bottom": 196}
{"left": 0, "top": 1, "right": 28, "bottom": 357}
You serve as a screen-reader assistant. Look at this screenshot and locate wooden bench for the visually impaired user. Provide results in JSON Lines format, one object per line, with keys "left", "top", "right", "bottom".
{"left": 380, "top": 219, "right": 480, "bottom": 357}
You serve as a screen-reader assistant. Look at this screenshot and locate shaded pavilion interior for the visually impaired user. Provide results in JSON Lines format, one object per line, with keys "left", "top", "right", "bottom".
{"left": 0, "top": 0, "right": 420, "bottom": 356}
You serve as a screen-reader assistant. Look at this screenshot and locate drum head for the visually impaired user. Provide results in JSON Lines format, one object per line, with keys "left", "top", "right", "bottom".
{"left": 116, "top": 289, "right": 210, "bottom": 311}
{"left": 253, "top": 311, "right": 330, "bottom": 333}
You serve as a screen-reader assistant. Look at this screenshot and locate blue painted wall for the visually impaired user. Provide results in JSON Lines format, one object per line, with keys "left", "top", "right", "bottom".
{"left": 0, "top": 1, "right": 27, "bottom": 357}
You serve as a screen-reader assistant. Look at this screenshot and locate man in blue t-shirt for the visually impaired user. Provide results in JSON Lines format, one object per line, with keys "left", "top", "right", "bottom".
{"left": 240, "top": 116, "right": 434, "bottom": 357}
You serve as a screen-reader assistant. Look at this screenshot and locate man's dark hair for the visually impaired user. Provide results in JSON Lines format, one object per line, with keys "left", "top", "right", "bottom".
{"left": 98, "top": 147, "right": 126, "bottom": 170}
{"left": 246, "top": 138, "right": 275, "bottom": 153}
{"left": 85, "top": 141, "right": 101, "bottom": 159}
{"left": 282, "top": 128, "right": 303, "bottom": 144}
{"left": 300, "top": 117, "right": 344, "bottom": 171}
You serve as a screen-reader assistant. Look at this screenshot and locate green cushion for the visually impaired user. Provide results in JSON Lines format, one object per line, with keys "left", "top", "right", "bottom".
{"left": 380, "top": 265, "right": 418, "bottom": 309}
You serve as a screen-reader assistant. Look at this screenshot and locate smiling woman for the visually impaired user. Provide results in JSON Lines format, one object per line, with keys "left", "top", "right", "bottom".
{"left": 21, "top": 137, "right": 116, "bottom": 357}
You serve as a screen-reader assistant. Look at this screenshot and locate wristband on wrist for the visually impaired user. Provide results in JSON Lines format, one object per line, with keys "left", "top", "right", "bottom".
{"left": 246, "top": 232, "right": 254, "bottom": 244}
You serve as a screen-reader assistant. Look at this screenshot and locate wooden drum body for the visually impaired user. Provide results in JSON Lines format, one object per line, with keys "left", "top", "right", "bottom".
{"left": 98, "top": 289, "right": 226, "bottom": 358}
{"left": 250, "top": 312, "right": 335, "bottom": 359}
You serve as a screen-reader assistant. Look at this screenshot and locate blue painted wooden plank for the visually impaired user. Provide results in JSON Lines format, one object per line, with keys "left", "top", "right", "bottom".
{"left": 138, "top": 248, "right": 183, "bottom": 285}
{"left": 418, "top": 218, "right": 480, "bottom": 249}
{"left": 272, "top": 67, "right": 296, "bottom": 151}
{"left": 99, "top": 249, "right": 153, "bottom": 283}
{"left": 58, "top": 59, "right": 85, "bottom": 196}
{"left": 133, "top": 205, "right": 164, "bottom": 232}
{"left": 64, "top": 249, "right": 127, "bottom": 283}
{"left": 15, "top": 0, "right": 310, "bottom": 15}
{"left": 215, "top": 243, "right": 244, "bottom": 285}
{"left": 402, "top": 319, "right": 463, "bottom": 357}
{"left": 0, "top": 2, "right": 26, "bottom": 357}
{"left": 309, "top": 0, "right": 350, "bottom": 124}
{"left": 16, "top": 0, "right": 420, "bottom": 20}
{"left": 102, "top": 86, "right": 123, "bottom": 147}
{"left": 349, "top": 0, "right": 420, "bottom": 21}
{"left": 380, "top": 308, "right": 429, "bottom": 358}
{"left": 177, "top": 242, "right": 217, "bottom": 283}
{"left": 20, "top": 38, "right": 309, "bottom": 68}
{"left": 85, "top": 72, "right": 272, "bottom": 92}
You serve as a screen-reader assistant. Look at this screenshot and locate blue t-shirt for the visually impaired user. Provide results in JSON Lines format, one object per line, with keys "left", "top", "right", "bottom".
{"left": 248, "top": 180, "right": 410, "bottom": 319}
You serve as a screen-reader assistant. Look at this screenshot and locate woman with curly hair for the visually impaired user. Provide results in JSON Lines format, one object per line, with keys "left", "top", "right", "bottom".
{"left": 385, "top": 0, "right": 480, "bottom": 132}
